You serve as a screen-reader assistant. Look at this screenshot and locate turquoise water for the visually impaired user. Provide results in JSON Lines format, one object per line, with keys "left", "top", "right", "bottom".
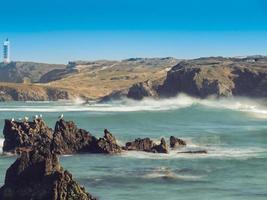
{"left": 0, "top": 95, "right": 267, "bottom": 200}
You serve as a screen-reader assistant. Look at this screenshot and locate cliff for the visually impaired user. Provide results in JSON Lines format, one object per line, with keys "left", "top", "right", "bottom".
{"left": 105, "top": 56, "right": 267, "bottom": 100}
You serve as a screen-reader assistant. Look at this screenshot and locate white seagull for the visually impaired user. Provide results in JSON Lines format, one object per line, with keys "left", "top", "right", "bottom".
{"left": 24, "top": 116, "right": 29, "bottom": 122}
{"left": 58, "top": 114, "right": 64, "bottom": 120}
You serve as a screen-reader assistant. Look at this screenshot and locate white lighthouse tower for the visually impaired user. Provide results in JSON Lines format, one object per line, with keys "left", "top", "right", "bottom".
{"left": 3, "top": 38, "right": 10, "bottom": 64}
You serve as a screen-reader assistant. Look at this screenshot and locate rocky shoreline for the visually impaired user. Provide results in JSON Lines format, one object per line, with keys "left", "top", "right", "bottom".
{"left": 2, "top": 118, "right": 188, "bottom": 155}
{"left": 1, "top": 117, "right": 196, "bottom": 199}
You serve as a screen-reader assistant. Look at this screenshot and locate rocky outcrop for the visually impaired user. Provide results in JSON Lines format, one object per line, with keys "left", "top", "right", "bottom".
{"left": 3, "top": 118, "right": 122, "bottom": 155}
{"left": 52, "top": 119, "right": 97, "bottom": 154}
{"left": 127, "top": 80, "right": 158, "bottom": 100}
{"left": 0, "top": 147, "right": 96, "bottom": 200}
{"left": 151, "top": 138, "right": 168, "bottom": 153}
{"left": 93, "top": 129, "right": 122, "bottom": 154}
{"left": 169, "top": 136, "right": 186, "bottom": 148}
{"left": 3, "top": 118, "right": 53, "bottom": 154}
{"left": 124, "top": 137, "right": 168, "bottom": 153}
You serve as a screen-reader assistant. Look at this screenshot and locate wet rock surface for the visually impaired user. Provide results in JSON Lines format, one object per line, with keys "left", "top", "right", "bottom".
{"left": 0, "top": 147, "right": 96, "bottom": 200}
{"left": 3, "top": 118, "right": 53, "bottom": 154}
{"left": 3, "top": 119, "right": 122, "bottom": 155}
{"left": 92, "top": 129, "right": 122, "bottom": 154}
{"left": 170, "top": 136, "right": 186, "bottom": 148}
{"left": 124, "top": 137, "right": 169, "bottom": 153}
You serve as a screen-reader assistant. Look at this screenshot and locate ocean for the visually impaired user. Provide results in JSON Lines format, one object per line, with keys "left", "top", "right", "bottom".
{"left": 0, "top": 94, "right": 267, "bottom": 200}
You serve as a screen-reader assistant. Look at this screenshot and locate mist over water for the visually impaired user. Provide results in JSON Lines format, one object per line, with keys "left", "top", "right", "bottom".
{"left": 0, "top": 95, "right": 266, "bottom": 199}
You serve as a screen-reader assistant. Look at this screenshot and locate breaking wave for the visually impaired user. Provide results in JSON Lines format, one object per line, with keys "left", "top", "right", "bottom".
{"left": 120, "top": 146, "right": 267, "bottom": 160}
{"left": 0, "top": 94, "right": 266, "bottom": 118}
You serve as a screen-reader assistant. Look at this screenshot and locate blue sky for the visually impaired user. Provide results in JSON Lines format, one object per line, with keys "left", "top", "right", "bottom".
{"left": 1, "top": 0, "right": 267, "bottom": 63}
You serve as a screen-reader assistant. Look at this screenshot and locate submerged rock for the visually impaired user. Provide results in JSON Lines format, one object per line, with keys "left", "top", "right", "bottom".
{"left": 169, "top": 136, "right": 186, "bottom": 148}
{"left": 178, "top": 150, "right": 207, "bottom": 154}
{"left": 0, "top": 147, "right": 96, "bottom": 200}
{"left": 124, "top": 137, "right": 168, "bottom": 154}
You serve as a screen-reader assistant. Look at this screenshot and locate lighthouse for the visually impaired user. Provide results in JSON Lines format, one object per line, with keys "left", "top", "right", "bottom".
{"left": 3, "top": 38, "right": 10, "bottom": 64}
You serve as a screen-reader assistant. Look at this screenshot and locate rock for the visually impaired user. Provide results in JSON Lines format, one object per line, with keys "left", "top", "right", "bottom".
{"left": 0, "top": 147, "right": 96, "bottom": 200}
{"left": 178, "top": 150, "right": 207, "bottom": 154}
{"left": 124, "top": 137, "right": 168, "bottom": 154}
{"left": 93, "top": 129, "right": 122, "bottom": 154}
{"left": 124, "top": 138, "right": 155, "bottom": 152}
{"left": 169, "top": 136, "right": 186, "bottom": 148}
{"left": 151, "top": 138, "right": 169, "bottom": 153}
{"left": 52, "top": 119, "right": 97, "bottom": 154}
{"left": 127, "top": 80, "right": 158, "bottom": 100}
{"left": 3, "top": 118, "right": 122, "bottom": 155}
{"left": 158, "top": 58, "right": 267, "bottom": 98}
{"left": 3, "top": 118, "right": 53, "bottom": 154}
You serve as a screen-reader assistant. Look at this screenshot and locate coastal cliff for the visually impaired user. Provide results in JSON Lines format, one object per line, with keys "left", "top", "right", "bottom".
{"left": 111, "top": 57, "right": 267, "bottom": 100}
{"left": 0, "top": 56, "right": 267, "bottom": 101}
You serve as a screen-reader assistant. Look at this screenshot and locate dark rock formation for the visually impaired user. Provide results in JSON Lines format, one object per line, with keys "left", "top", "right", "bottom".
{"left": 0, "top": 147, "right": 96, "bottom": 200}
{"left": 3, "top": 118, "right": 122, "bottom": 155}
{"left": 151, "top": 138, "right": 168, "bottom": 153}
{"left": 169, "top": 136, "right": 186, "bottom": 148}
{"left": 124, "top": 138, "right": 155, "bottom": 152}
{"left": 127, "top": 80, "right": 158, "bottom": 100}
{"left": 124, "top": 137, "right": 168, "bottom": 153}
{"left": 178, "top": 150, "right": 207, "bottom": 154}
{"left": 92, "top": 129, "right": 122, "bottom": 154}
{"left": 52, "top": 119, "right": 97, "bottom": 154}
{"left": 3, "top": 118, "right": 53, "bottom": 154}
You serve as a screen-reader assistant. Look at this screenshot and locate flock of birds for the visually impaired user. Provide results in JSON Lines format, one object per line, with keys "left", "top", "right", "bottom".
{"left": 11, "top": 114, "right": 64, "bottom": 122}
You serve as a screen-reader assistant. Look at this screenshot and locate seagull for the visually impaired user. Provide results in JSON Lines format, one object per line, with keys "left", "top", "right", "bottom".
{"left": 58, "top": 114, "right": 64, "bottom": 120}
{"left": 11, "top": 118, "right": 15, "bottom": 122}
{"left": 24, "top": 116, "right": 29, "bottom": 122}
{"left": 34, "top": 115, "right": 39, "bottom": 120}
{"left": 39, "top": 114, "right": 43, "bottom": 118}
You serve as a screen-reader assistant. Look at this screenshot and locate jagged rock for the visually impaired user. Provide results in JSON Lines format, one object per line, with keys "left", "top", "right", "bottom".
{"left": 151, "top": 138, "right": 169, "bottom": 153}
{"left": 169, "top": 136, "right": 186, "bottom": 148}
{"left": 52, "top": 119, "right": 97, "bottom": 154}
{"left": 3, "top": 118, "right": 122, "bottom": 155}
{"left": 3, "top": 118, "right": 53, "bottom": 154}
{"left": 124, "top": 137, "right": 168, "bottom": 154}
{"left": 124, "top": 138, "right": 155, "bottom": 152}
{"left": 93, "top": 129, "right": 122, "bottom": 154}
{"left": 0, "top": 147, "right": 96, "bottom": 200}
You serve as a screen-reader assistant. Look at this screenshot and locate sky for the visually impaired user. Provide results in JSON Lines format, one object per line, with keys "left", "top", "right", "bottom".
{"left": 0, "top": 0, "right": 267, "bottom": 63}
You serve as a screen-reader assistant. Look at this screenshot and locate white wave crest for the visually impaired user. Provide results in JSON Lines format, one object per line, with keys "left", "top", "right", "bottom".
{"left": 120, "top": 146, "right": 267, "bottom": 160}
{"left": 0, "top": 94, "right": 266, "bottom": 118}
